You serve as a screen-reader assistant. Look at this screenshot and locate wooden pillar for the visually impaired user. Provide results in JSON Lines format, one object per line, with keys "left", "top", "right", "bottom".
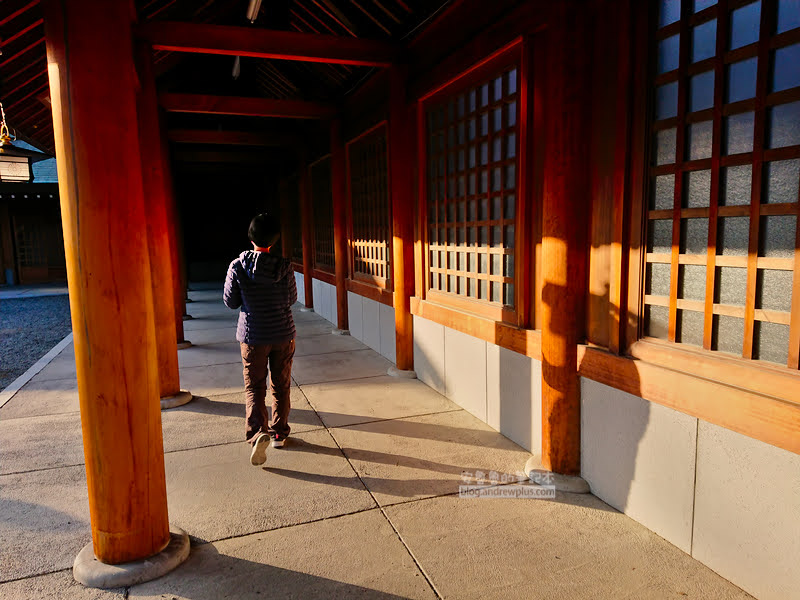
{"left": 389, "top": 66, "right": 415, "bottom": 371}
{"left": 299, "top": 161, "right": 314, "bottom": 309}
{"left": 540, "top": 8, "right": 590, "bottom": 476}
{"left": 165, "top": 171, "right": 188, "bottom": 343}
{"left": 44, "top": 0, "right": 170, "bottom": 563}
{"left": 330, "top": 119, "right": 349, "bottom": 331}
{"left": 136, "top": 43, "right": 181, "bottom": 399}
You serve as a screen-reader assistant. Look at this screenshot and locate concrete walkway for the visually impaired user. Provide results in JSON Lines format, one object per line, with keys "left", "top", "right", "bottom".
{"left": 0, "top": 287, "right": 753, "bottom": 599}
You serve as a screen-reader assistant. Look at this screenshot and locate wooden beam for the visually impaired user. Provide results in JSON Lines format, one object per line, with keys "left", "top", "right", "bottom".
{"left": 137, "top": 21, "right": 398, "bottom": 67}
{"left": 172, "top": 149, "right": 281, "bottom": 163}
{"left": 330, "top": 119, "right": 349, "bottom": 331}
{"left": 159, "top": 92, "right": 337, "bottom": 120}
{"left": 43, "top": 0, "right": 170, "bottom": 564}
{"left": 167, "top": 128, "right": 300, "bottom": 148}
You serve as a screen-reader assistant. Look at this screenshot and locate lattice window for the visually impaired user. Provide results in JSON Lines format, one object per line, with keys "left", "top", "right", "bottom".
{"left": 287, "top": 174, "right": 303, "bottom": 264}
{"left": 310, "top": 157, "right": 335, "bottom": 273}
{"left": 348, "top": 125, "right": 391, "bottom": 286}
{"left": 425, "top": 64, "right": 520, "bottom": 319}
{"left": 644, "top": 0, "right": 800, "bottom": 367}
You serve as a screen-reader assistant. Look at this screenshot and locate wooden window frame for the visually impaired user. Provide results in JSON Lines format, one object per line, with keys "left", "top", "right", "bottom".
{"left": 309, "top": 154, "right": 335, "bottom": 276}
{"left": 634, "top": 0, "right": 800, "bottom": 364}
{"left": 286, "top": 172, "right": 304, "bottom": 268}
{"left": 416, "top": 38, "right": 534, "bottom": 328}
{"left": 603, "top": 0, "right": 800, "bottom": 455}
{"left": 345, "top": 121, "right": 393, "bottom": 293}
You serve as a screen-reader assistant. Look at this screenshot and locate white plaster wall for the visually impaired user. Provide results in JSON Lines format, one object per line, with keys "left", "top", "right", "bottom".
{"left": 580, "top": 379, "right": 697, "bottom": 553}
{"left": 379, "top": 303, "right": 396, "bottom": 364}
{"left": 692, "top": 421, "right": 800, "bottom": 600}
{"left": 361, "top": 295, "right": 381, "bottom": 352}
{"left": 347, "top": 291, "right": 396, "bottom": 363}
{"left": 412, "top": 315, "right": 542, "bottom": 453}
{"left": 444, "top": 328, "right": 487, "bottom": 421}
{"left": 311, "top": 278, "right": 336, "bottom": 325}
{"left": 486, "top": 344, "right": 542, "bottom": 454}
{"left": 347, "top": 292, "right": 362, "bottom": 341}
{"left": 412, "top": 315, "right": 445, "bottom": 394}
{"left": 294, "top": 272, "right": 305, "bottom": 306}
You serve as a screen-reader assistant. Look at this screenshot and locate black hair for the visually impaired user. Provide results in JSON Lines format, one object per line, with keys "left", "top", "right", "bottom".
{"left": 248, "top": 213, "right": 280, "bottom": 248}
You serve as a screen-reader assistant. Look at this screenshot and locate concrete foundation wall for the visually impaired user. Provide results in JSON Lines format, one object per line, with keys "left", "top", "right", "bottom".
{"left": 412, "top": 315, "right": 542, "bottom": 454}
{"left": 311, "top": 278, "right": 336, "bottom": 325}
{"left": 295, "top": 272, "right": 305, "bottom": 306}
{"left": 581, "top": 378, "right": 800, "bottom": 600}
{"left": 347, "top": 291, "right": 396, "bottom": 364}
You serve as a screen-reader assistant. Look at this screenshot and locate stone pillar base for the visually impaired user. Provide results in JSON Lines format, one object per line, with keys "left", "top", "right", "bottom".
{"left": 387, "top": 366, "right": 417, "bottom": 379}
{"left": 160, "top": 390, "right": 193, "bottom": 410}
{"left": 332, "top": 329, "right": 350, "bottom": 336}
{"left": 523, "top": 455, "right": 590, "bottom": 494}
{"left": 176, "top": 341, "right": 192, "bottom": 350}
{"left": 182, "top": 314, "right": 193, "bottom": 321}
{"left": 73, "top": 524, "right": 189, "bottom": 589}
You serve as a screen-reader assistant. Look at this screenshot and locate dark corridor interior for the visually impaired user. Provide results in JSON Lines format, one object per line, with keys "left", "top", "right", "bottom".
{"left": 175, "top": 161, "right": 283, "bottom": 282}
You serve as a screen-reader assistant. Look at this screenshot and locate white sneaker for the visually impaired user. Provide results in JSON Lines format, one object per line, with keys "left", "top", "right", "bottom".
{"left": 250, "top": 433, "right": 270, "bottom": 466}
{"left": 271, "top": 434, "right": 286, "bottom": 448}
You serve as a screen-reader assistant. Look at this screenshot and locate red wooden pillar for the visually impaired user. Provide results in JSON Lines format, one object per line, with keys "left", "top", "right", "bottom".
{"left": 540, "top": 8, "right": 590, "bottom": 476}
{"left": 44, "top": 0, "right": 170, "bottom": 563}
{"left": 299, "top": 161, "right": 314, "bottom": 309}
{"left": 330, "top": 119, "right": 349, "bottom": 331}
{"left": 389, "top": 66, "right": 416, "bottom": 371}
{"left": 165, "top": 167, "right": 190, "bottom": 345}
{"left": 136, "top": 42, "right": 189, "bottom": 404}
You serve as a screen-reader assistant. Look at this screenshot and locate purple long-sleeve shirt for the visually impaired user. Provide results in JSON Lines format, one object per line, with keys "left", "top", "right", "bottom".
{"left": 223, "top": 250, "right": 297, "bottom": 345}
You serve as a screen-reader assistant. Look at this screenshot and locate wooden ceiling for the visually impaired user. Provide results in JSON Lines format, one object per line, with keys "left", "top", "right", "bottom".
{"left": 0, "top": 0, "right": 449, "bottom": 156}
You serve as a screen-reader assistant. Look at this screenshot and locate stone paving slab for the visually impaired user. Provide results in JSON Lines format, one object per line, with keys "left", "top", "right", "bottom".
{"left": 129, "top": 509, "right": 435, "bottom": 600}
{"left": 294, "top": 320, "right": 338, "bottom": 337}
{"left": 292, "top": 349, "right": 392, "bottom": 385}
{"left": 161, "top": 389, "right": 324, "bottom": 450}
{"left": 0, "top": 465, "right": 91, "bottom": 582}
{"left": 385, "top": 493, "right": 754, "bottom": 600}
{"left": 303, "top": 375, "right": 458, "bottom": 428}
{"left": 177, "top": 342, "right": 241, "bottom": 368}
{"left": 27, "top": 355, "right": 77, "bottom": 384}
{"left": 294, "top": 331, "right": 368, "bottom": 357}
{"left": 328, "top": 410, "right": 531, "bottom": 506}
{"left": 163, "top": 428, "right": 376, "bottom": 543}
{"left": 0, "top": 412, "right": 83, "bottom": 475}
{"left": 0, "top": 569, "right": 124, "bottom": 600}
{"left": 183, "top": 317, "right": 239, "bottom": 331}
{"left": 179, "top": 362, "right": 248, "bottom": 397}
{"left": 0, "top": 389, "right": 322, "bottom": 475}
{"left": 0, "top": 376, "right": 79, "bottom": 420}
{"left": 182, "top": 327, "right": 237, "bottom": 345}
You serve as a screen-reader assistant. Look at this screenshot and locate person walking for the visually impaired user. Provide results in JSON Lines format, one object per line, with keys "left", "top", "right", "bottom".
{"left": 223, "top": 213, "right": 297, "bottom": 466}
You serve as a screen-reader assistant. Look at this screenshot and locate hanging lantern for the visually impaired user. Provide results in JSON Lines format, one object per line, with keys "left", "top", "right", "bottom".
{"left": 0, "top": 102, "right": 52, "bottom": 183}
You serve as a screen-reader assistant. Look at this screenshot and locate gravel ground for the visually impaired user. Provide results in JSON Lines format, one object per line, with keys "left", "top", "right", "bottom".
{"left": 0, "top": 295, "right": 72, "bottom": 391}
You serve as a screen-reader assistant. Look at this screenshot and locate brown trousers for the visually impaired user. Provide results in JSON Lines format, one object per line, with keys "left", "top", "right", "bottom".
{"left": 240, "top": 338, "right": 295, "bottom": 444}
